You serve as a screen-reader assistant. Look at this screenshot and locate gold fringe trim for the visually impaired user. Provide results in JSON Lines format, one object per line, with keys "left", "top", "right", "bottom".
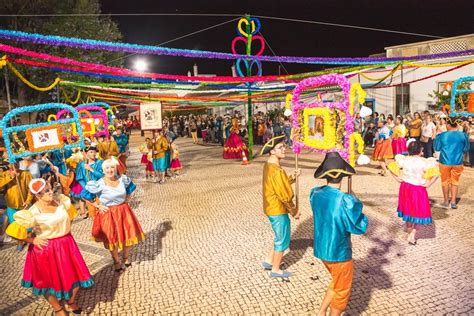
{"left": 92, "top": 233, "right": 145, "bottom": 251}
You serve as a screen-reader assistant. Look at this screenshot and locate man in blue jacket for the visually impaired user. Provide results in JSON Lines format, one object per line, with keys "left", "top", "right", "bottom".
{"left": 434, "top": 117, "right": 469, "bottom": 209}
{"left": 310, "top": 152, "right": 368, "bottom": 315}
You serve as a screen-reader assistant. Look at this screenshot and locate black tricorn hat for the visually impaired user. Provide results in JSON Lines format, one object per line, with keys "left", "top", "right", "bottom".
{"left": 84, "top": 146, "right": 97, "bottom": 152}
{"left": 260, "top": 135, "right": 285, "bottom": 156}
{"left": 314, "top": 152, "right": 356, "bottom": 179}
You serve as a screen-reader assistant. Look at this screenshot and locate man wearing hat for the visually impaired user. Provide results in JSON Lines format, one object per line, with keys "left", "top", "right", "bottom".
{"left": 261, "top": 135, "right": 300, "bottom": 279}
{"left": 311, "top": 152, "right": 368, "bottom": 315}
{"left": 434, "top": 117, "right": 469, "bottom": 209}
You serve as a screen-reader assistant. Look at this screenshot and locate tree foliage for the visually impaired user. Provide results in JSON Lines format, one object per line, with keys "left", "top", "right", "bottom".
{"left": 0, "top": 0, "right": 124, "bottom": 106}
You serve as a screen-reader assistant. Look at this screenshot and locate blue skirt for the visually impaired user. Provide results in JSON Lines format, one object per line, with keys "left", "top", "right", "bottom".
{"left": 153, "top": 157, "right": 167, "bottom": 173}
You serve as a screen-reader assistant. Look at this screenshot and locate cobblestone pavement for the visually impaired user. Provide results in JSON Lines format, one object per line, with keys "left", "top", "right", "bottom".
{"left": 1, "top": 132, "right": 473, "bottom": 315}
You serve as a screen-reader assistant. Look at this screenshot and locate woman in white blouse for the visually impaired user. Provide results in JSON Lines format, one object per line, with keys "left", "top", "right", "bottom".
{"left": 6, "top": 178, "right": 93, "bottom": 315}
{"left": 387, "top": 140, "right": 440, "bottom": 245}
{"left": 86, "top": 158, "right": 144, "bottom": 272}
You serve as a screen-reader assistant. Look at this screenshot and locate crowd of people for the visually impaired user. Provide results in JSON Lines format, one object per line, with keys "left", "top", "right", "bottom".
{"left": 0, "top": 107, "right": 472, "bottom": 315}
{"left": 0, "top": 124, "right": 147, "bottom": 315}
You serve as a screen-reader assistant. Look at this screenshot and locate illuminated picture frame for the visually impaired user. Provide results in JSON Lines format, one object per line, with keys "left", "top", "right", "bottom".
{"left": 303, "top": 107, "right": 336, "bottom": 150}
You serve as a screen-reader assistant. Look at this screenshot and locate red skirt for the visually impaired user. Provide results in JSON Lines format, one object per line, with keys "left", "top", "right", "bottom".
{"left": 170, "top": 158, "right": 182, "bottom": 170}
{"left": 146, "top": 160, "right": 154, "bottom": 172}
{"left": 372, "top": 139, "right": 393, "bottom": 160}
{"left": 22, "top": 233, "right": 94, "bottom": 300}
{"left": 91, "top": 203, "right": 145, "bottom": 250}
{"left": 398, "top": 182, "right": 432, "bottom": 224}
{"left": 140, "top": 153, "right": 148, "bottom": 165}
{"left": 223, "top": 132, "right": 248, "bottom": 159}
{"left": 392, "top": 137, "right": 407, "bottom": 155}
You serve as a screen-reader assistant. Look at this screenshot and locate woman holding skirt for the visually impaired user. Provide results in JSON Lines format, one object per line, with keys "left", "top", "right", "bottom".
{"left": 86, "top": 158, "right": 145, "bottom": 272}
{"left": 388, "top": 140, "right": 440, "bottom": 245}
{"left": 6, "top": 178, "right": 93, "bottom": 315}
{"left": 392, "top": 116, "right": 408, "bottom": 155}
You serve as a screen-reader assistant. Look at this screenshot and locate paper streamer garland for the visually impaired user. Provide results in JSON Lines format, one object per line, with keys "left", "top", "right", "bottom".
{"left": 0, "top": 103, "right": 85, "bottom": 163}
{"left": 450, "top": 76, "right": 474, "bottom": 117}
{"left": 1, "top": 29, "right": 473, "bottom": 65}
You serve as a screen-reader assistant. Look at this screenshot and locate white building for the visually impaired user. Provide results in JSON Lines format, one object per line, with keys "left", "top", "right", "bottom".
{"left": 349, "top": 34, "right": 474, "bottom": 116}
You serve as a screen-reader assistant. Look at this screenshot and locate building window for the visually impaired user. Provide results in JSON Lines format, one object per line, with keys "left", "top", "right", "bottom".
{"left": 395, "top": 84, "right": 410, "bottom": 115}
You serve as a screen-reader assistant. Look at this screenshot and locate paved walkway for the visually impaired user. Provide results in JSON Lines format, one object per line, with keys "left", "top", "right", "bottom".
{"left": 1, "top": 132, "right": 473, "bottom": 315}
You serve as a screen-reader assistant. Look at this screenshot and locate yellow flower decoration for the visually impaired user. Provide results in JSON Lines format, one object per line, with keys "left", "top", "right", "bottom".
{"left": 349, "top": 83, "right": 367, "bottom": 116}
{"left": 285, "top": 93, "right": 293, "bottom": 109}
{"left": 349, "top": 132, "right": 365, "bottom": 166}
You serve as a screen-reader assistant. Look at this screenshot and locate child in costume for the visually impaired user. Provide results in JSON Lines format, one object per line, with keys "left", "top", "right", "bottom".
{"left": 169, "top": 141, "right": 182, "bottom": 177}
{"left": 6, "top": 178, "right": 93, "bottom": 315}
{"left": 310, "top": 152, "right": 368, "bottom": 315}
{"left": 372, "top": 120, "right": 394, "bottom": 176}
{"left": 139, "top": 138, "right": 155, "bottom": 180}
{"left": 260, "top": 135, "right": 300, "bottom": 279}
{"left": 387, "top": 140, "right": 440, "bottom": 245}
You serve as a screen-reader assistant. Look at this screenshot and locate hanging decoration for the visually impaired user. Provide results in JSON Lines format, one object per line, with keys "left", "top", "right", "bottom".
{"left": 0, "top": 103, "right": 84, "bottom": 163}
{"left": 1, "top": 29, "right": 473, "bottom": 65}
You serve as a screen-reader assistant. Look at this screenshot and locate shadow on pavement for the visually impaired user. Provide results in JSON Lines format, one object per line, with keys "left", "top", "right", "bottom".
{"left": 346, "top": 236, "right": 394, "bottom": 314}
{"left": 79, "top": 221, "right": 172, "bottom": 313}
{"left": 283, "top": 217, "right": 314, "bottom": 270}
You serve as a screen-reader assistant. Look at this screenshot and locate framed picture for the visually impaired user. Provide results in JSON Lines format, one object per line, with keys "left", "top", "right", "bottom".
{"left": 302, "top": 107, "right": 336, "bottom": 150}
{"left": 140, "top": 102, "right": 163, "bottom": 130}
{"left": 80, "top": 119, "right": 96, "bottom": 136}
{"left": 26, "top": 125, "right": 64, "bottom": 152}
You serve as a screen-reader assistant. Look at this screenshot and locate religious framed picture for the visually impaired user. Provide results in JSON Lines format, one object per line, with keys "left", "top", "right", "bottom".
{"left": 140, "top": 102, "right": 163, "bottom": 130}
{"left": 302, "top": 107, "right": 336, "bottom": 150}
{"left": 26, "top": 124, "right": 64, "bottom": 152}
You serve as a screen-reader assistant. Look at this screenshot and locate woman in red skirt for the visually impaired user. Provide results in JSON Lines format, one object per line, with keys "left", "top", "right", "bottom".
{"left": 86, "top": 158, "right": 144, "bottom": 272}
{"left": 6, "top": 178, "right": 93, "bottom": 315}
{"left": 372, "top": 121, "right": 394, "bottom": 176}
{"left": 387, "top": 140, "right": 440, "bottom": 244}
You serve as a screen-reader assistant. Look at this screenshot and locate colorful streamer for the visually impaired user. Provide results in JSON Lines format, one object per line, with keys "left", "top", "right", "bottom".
{"left": 1, "top": 29, "right": 473, "bottom": 65}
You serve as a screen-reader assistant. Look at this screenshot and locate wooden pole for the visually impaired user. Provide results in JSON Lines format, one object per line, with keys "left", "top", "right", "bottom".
{"left": 4, "top": 66, "right": 13, "bottom": 126}
{"left": 348, "top": 175, "right": 353, "bottom": 195}
{"left": 295, "top": 153, "right": 299, "bottom": 210}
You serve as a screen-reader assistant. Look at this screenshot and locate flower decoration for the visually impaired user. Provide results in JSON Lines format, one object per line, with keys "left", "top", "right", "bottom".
{"left": 349, "top": 132, "right": 365, "bottom": 167}
{"left": 291, "top": 74, "right": 353, "bottom": 160}
{"left": 450, "top": 76, "right": 474, "bottom": 117}
{"left": 349, "top": 83, "right": 367, "bottom": 116}
{"left": 0, "top": 103, "right": 84, "bottom": 163}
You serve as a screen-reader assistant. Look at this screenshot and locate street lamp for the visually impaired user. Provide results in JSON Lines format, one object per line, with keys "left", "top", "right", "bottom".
{"left": 133, "top": 58, "right": 148, "bottom": 72}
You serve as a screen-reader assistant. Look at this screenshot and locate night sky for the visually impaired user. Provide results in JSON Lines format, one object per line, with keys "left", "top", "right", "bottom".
{"left": 100, "top": 0, "right": 472, "bottom": 76}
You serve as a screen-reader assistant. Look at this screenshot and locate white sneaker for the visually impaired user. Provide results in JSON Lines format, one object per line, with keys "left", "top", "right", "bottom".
{"left": 0, "top": 233, "right": 12, "bottom": 243}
